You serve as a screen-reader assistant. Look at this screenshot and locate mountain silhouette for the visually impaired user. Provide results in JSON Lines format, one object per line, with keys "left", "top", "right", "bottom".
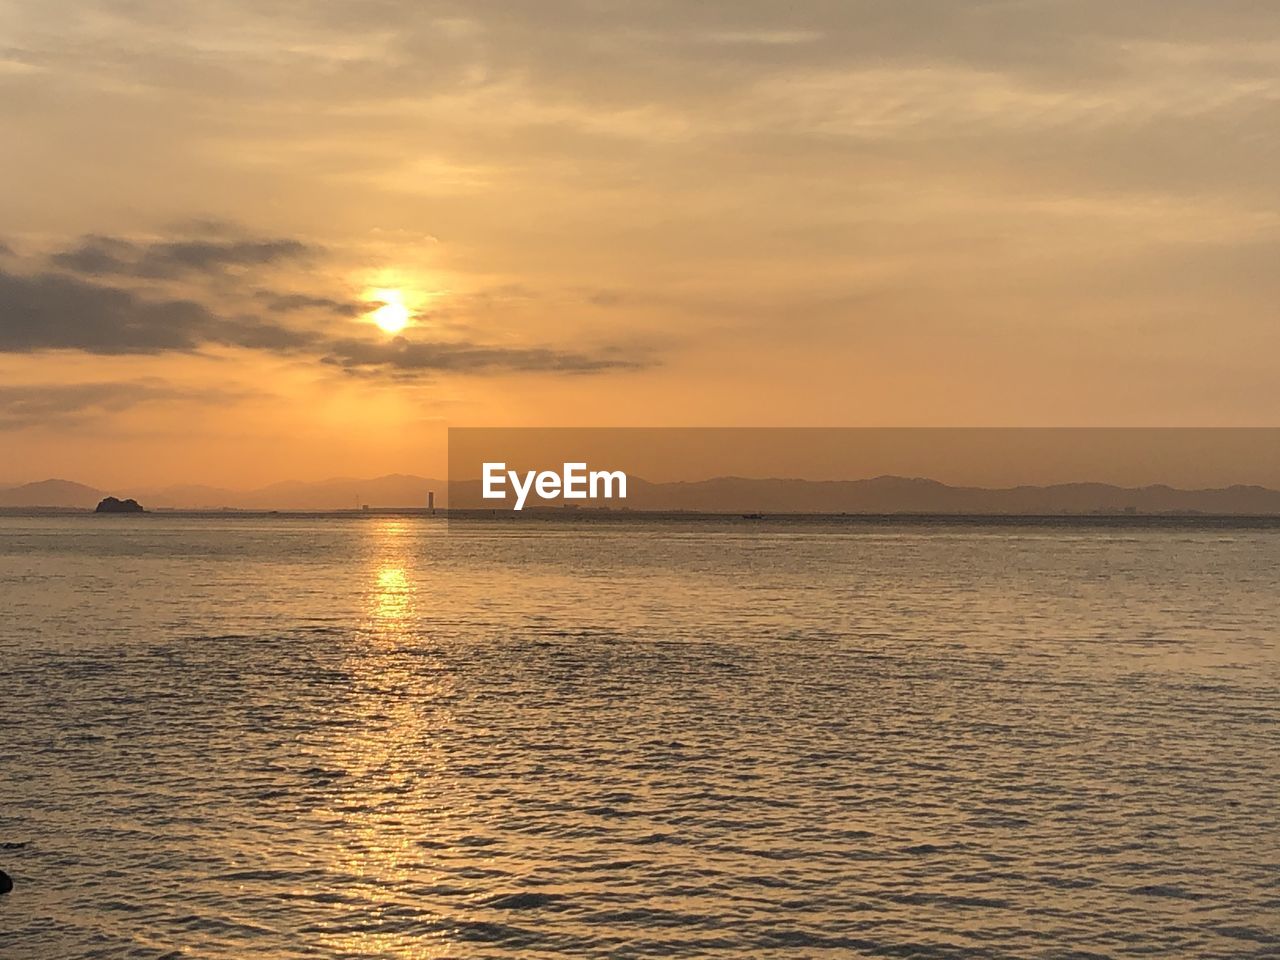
{"left": 0, "top": 479, "right": 107, "bottom": 508}
{"left": 5, "top": 474, "right": 1280, "bottom": 514}
{"left": 616, "top": 476, "right": 1280, "bottom": 515}
{"left": 451, "top": 474, "right": 1280, "bottom": 515}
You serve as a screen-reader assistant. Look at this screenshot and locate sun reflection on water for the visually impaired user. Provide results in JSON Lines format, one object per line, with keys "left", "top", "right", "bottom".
{"left": 366, "top": 520, "right": 417, "bottom": 630}
{"left": 374, "top": 566, "right": 412, "bottom": 622}
{"left": 318, "top": 519, "right": 464, "bottom": 957}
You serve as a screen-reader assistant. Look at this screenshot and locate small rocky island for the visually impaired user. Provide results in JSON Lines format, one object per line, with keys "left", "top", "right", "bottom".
{"left": 94, "top": 496, "right": 145, "bottom": 514}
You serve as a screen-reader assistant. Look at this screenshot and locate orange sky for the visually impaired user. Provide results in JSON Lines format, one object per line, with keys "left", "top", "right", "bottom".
{"left": 2, "top": 2, "right": 1279, "bottom": 487}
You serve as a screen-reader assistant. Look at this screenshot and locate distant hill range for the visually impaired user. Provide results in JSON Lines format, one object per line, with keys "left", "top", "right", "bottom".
{"left": 0, "top": 474, "right": 444, "bottom": 511}
{"left": 0, "top": 479, "right": 107, "bottom": 509}
{"left": 620, "top": 476, "right": 1280, "bottom": 515}
{"left": 4, "top": 473, "right": 1280, "bottom": 515}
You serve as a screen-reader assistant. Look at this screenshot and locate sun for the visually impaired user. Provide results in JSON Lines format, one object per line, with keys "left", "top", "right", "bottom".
{"left": 368, "top": 289, "right": 411, "bottom": 334}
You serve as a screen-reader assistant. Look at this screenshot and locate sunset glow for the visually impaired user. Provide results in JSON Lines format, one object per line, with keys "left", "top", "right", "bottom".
{"left": 0, "top": 2, "right": 1276, "bottom": 486}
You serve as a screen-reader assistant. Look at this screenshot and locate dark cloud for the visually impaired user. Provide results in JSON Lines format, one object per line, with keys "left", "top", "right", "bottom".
{"left": 0, "top": 380, "right": 248, "bottom": 429}
{"left": 2, "top": 267, "right": 217, "bottom": 353}
{"left": 50, "top": 234, "right": 316, "bottom": 279}
{"left": 322, "top": 337, "right": 647, "bottom": 375}
{"left": 1, "top": 244, "right": 654, "bottom": 376}
{"left": 0, "top": 267, "right": 315, "bottom": 354}
{"left": 254, "top": 290, "right": 366, "bottom": 317}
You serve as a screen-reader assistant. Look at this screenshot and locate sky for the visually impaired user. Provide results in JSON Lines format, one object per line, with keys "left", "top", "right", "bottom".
{"left": 2, "top": 1, "right": 1279, "bottom": 487}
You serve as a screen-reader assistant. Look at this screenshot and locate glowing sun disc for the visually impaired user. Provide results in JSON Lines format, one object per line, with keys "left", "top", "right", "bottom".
{"left": 369, "top": 289, "right": 411, "bottom": 334}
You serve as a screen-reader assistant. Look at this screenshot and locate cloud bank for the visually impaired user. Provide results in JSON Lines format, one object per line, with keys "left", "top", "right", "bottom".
{"left": 0, "top": 228, "right": 652, "bottom": 377}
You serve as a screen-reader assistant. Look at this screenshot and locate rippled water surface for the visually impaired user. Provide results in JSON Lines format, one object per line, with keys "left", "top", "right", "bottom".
{"left": 1, "top": 515, "right": 1278, "bottom": 958}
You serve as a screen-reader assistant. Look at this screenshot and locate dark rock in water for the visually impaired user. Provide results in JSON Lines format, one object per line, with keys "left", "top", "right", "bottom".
{"left": 0, "top": 869, "right": 12, "bottom": 894}
{"left": 94, "top": 496, "right": 145, "bottom": 514}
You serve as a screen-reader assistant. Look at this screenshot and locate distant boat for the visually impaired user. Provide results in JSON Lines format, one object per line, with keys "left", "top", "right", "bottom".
{"left": 741, "top": 513, "right": 764, "bottom": 520}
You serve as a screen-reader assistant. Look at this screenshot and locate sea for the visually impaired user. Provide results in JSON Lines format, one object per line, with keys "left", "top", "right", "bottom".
{"left": 1, "top": 514, "right": 1277, "bottom": 958}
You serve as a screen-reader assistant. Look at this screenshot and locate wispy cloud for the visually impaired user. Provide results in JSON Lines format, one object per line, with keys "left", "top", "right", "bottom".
{"left": 321, "top": 337, "right": 646, "bottom": 375}
{"left": 51, "top": 234, "right": 316, "bottom": 279}
{"left": 0, "top": 379, "right": 249, "bottom": 429}
{"left": 2, "top": 0, "right": 1278, "bottom": 441}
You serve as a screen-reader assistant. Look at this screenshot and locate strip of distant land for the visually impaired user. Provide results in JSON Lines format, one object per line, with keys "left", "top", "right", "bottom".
{"left": 6, "top": 474, "right": 1280, "bottom": 515}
